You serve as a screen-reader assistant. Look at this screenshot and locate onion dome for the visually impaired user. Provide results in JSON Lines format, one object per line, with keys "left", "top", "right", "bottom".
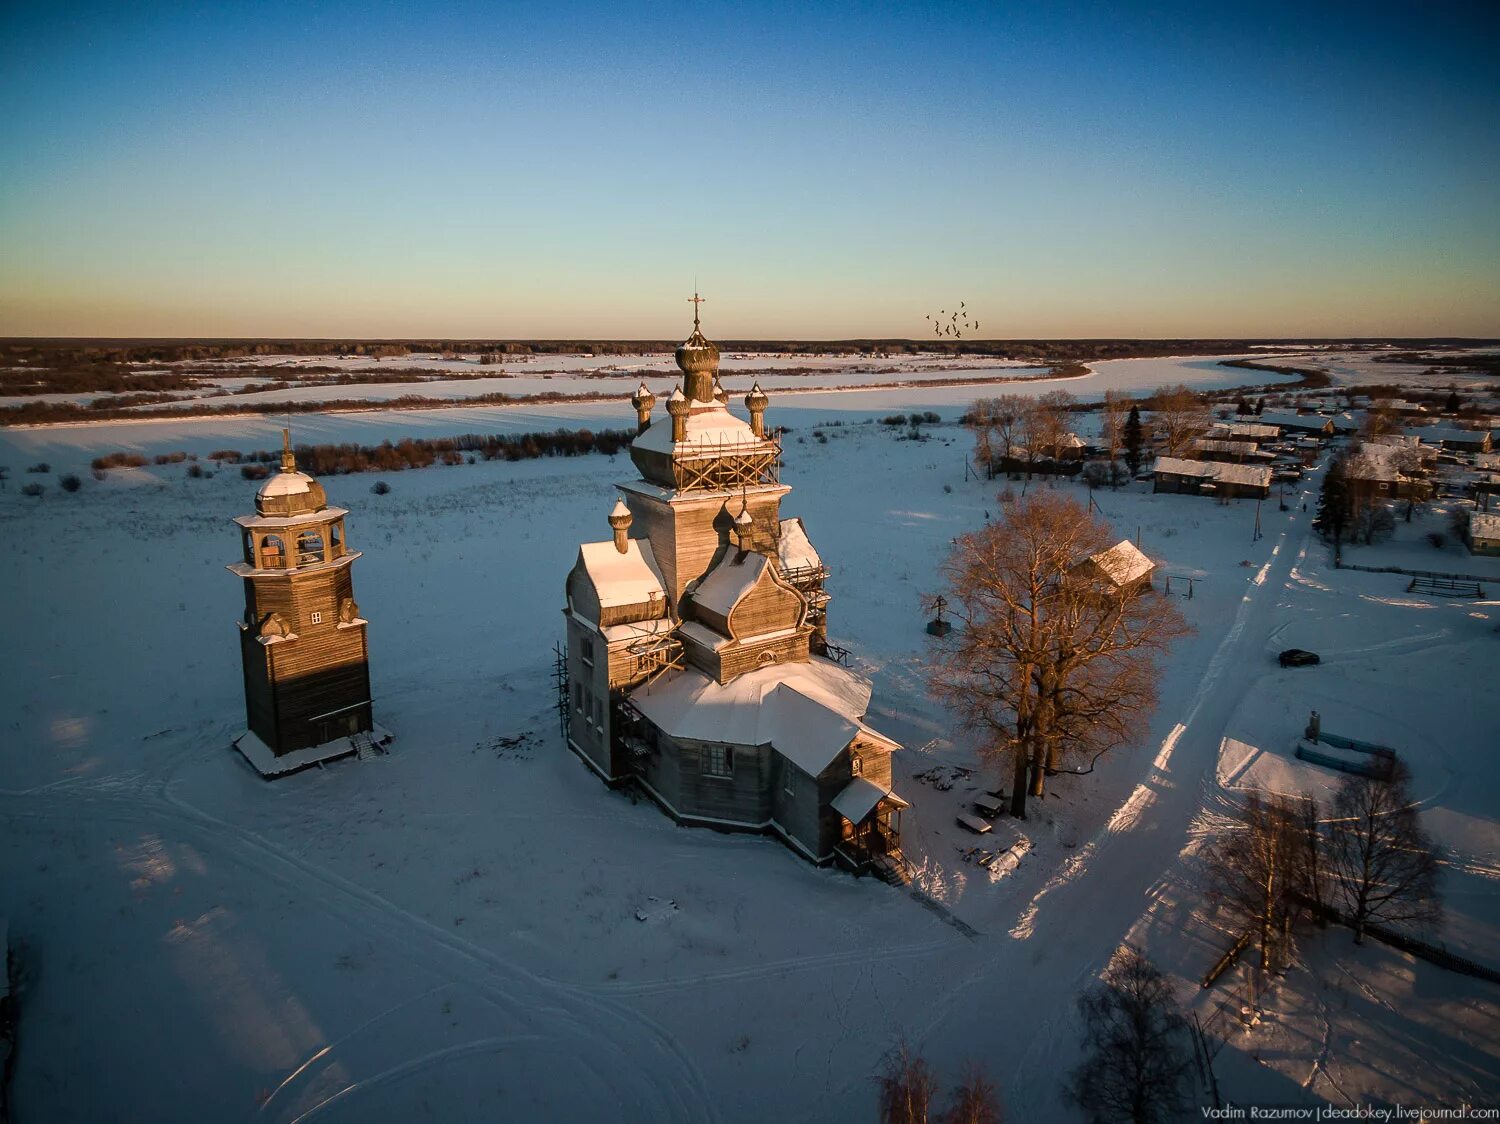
{"left": 608, "top": 498, "right": 633, "bottom": 530}
{"left": 713, "top": 376, "right": 729, "bottom": 405}
{"left": 665, "top": 385, "right": 689, "bottom": 415}
{"left": 734, "top": 504, "right": 753, "bottom": 530}
{"left": 255, "top": 429, "right": 327, "bottom": 516}
{"left": 744, "top": 382, "right": 768, "bottom": 412}
{"left": 631, "top": 382, "right": 656, "bottom": 413}
{"left": 675, "top": 294, "right": 720, "bottom": 402}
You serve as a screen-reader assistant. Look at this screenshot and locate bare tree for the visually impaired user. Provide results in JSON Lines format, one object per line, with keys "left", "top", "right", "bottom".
{"left": 939, "top": 1065, "right": 1003, "bottom": 1124}
{"left": 1327, "top": 760, "right": 1442, "bottom": 944}
{"left": 1148, "top": 384, "right": 1209, "bottom": 458}
{"left": 1101, "top": 389, "right": 1130, "bottom": 470}
{"left": 877, "top": 1038, "right": 938, "bottom": 1124}
{"left": 968, "top": 399, "right": 995, "bottom": 477}
{"left": 926, "top": 493, "right": 1190, "bottom": 817}
{"left": 1203, "top": 789, "right": 1305, "bottom": 972}
{"left": 1067, "top": 949, "right": 1193, "bottom": 1124}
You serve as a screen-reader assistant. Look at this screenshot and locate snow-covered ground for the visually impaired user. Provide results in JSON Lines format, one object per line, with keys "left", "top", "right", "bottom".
{"left": 1, "top": 389, "right": 1495, "bottom": 1120}
{"left": 4, "top": 349, "right": 1311, "bottom": 415}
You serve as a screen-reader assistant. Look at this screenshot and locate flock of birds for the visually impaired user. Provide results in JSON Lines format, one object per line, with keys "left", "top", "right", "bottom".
{"left": 925, "top": 301, "right": 978, "bottom": 338}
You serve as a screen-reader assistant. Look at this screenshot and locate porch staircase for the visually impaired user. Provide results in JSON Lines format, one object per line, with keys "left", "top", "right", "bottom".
{"left": 870, "top": 850, "right": 912, "bottom": 886}
{"left": 352, "top": 731, "right": 382, "bottom": 761}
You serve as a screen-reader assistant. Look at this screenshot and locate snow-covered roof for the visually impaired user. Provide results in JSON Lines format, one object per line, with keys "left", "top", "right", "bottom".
{"left": 1208, "top": 462, "right": 1275, "bottom": 487}
{"left": 777, "top": 517, "right": 822, "bottom": 572}
{"left": 1086, "top": 540, "right": 1154, "bottom": 587}
{"left": 1194, "top": 439, "right": 1273, "bottom": 459}
{"left": 1154, "top": 457, "right": 1271, "bottom": 488}
{"left": 1369, "top": 433, "right": 1421, "bottom": 448}
{"left": 1256, "top": 411, "right": 1333, "bottom": 432}
{"left": 258, "top": 470, "right": 317, "bottom": 498}
{"left": 234, "top": 506, "right": 349, "bottom": 530}
{"left": 1218, "top": 421, "right": 1281, "bottom": 439}
{"left": 1471, "top": 511, "right": 1500, "bottom": 541}
{"left": 632, "top": 401, "right": 763, "bottom": 456}
{"left": 692, "top": 551, "right": 770, "bottom": 620}
{"left": 830, "top": 777, "right": 910, "bottom": 824}
{"left": 629, "top": 659, "right": 898, "bottom": 774}
{"left": 1153, "top": 456, "right": 1214, "bottom": 479}
{"left": 576, "top": 539, "right": 666, "bottom": 609}
{"left": 1409, "top": 425, "right": 1491, "bottom": 446}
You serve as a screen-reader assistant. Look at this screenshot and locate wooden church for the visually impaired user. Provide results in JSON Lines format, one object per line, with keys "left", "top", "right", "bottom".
{"left": 228, "top": 433, "right": 389, "bottom": 776}
{"left": 563, "top": 300, "right": 910, "bottom": 878}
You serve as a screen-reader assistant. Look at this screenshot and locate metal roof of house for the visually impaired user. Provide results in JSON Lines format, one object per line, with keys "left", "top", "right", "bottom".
{"left": 830, "top": 777, "right": 910, "bottom": 825}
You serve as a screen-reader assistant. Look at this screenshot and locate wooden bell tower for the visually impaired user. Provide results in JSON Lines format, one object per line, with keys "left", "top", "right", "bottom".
{"left": 228, "top": 432, "right": 379, "bottom": 775}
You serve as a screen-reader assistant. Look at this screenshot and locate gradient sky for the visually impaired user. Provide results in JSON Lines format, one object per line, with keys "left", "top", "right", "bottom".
{"left": 2, "top": 1, "right": 1498, "bottom": 339}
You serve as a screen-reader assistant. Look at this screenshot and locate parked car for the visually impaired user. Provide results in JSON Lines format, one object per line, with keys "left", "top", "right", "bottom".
{"left": 1278, "top": 648, "right": 1320, "bottom": 667}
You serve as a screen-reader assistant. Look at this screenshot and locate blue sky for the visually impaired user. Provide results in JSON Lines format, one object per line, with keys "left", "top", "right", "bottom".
{"left": 2, "top": 1, "right": 1497, "bottom": 338}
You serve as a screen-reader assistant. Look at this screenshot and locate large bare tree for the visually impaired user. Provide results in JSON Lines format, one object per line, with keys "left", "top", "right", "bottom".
{"left": 1148, "top": 384, "right": 1209, "bottom": 457}
{"left": 1203, "top": 788, "right": 1307, "bottom": 972}
{"left": 1327, "top": 760, "right": 1442, "bottom": 944}
{"left": 927, "top": 492, "right": 1189, "bottom": 817}
{"left": 1101, "top": 389, "right": 1131, "bottom": 467}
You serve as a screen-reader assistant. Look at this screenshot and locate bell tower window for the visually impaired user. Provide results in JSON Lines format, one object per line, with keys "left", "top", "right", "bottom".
{"left": 296, "top": 530, "right": 325, "bottom": 566}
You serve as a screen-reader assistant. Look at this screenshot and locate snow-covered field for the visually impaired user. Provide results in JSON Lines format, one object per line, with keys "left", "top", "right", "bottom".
{"left": 0, "top": 353, "right": 1303, "bottom": 474}
{"left": 3, "top": 349, "right": 1312, "bottom": 416}
{"left": 2, "top": 385, "right": 1496, "bottom": 1119}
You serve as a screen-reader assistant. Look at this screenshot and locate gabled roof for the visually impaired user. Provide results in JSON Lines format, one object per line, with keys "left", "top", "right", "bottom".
{"left": 831, "top": 777, "right": 910, "bottom": 825}
{"left": 576, "top": 539, "right": 666, "bottom": 609}
{"left": 692, "top": 550, "right": 770, "bottom": 620}
{"left": 1085, "top": 540, "right": 1154, "bottom": 587}
{"left": 1154, "top": 457, "right": 1272, "bottom": 488}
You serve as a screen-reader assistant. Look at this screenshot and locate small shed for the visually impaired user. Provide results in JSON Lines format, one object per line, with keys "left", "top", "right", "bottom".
{"left": 1071, "top": 539, "right": 1154, "bottom": 596}
{"left": 1469, "top": 511, "right": 1500, "bottom": 556}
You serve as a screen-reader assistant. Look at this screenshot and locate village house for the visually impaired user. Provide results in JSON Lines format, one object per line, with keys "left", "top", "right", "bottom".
{"left": 1408, "top": 424, "right": 1493, "bottom": 455}
{"left": 1345, "top": 443, "right": 1431, "bottom": 503}
{"left": 561, "top": 302, "right": 909, "bottom": 880}
{"left": 227, "top": 432, "right": 388, "bottom": 776}
{"left": 1152, "top": 456, "right": 1273, "bottom": 499}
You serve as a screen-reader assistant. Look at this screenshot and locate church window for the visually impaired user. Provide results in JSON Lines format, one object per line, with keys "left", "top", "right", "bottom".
{"left": 702, "top": 745, "right": 734, "bottom": 778}
{"left": 580, "top": 637, "right": 595, "bottom": 667}
{"left": 573, "top": 682, "right": 582, "bottom": 712}
{"left": 784, "top": 763, "right": 797, "bottom": 796}
{"left": 850, "top": 752, "right": 864, "bottom": 776}
{"left": 594, "top": 698, "right": 604, "bottom": 729}
{"left": 310, "top": 611, "right": 323, "bottom": 625}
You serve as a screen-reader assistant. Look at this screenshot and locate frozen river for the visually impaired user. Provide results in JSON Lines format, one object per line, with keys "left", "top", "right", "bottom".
{"left": 0, "top": 354, "right": 1297, "bottom": 472}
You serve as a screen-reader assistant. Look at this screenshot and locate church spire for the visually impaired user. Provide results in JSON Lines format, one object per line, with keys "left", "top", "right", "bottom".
{"left": 280, "top": 427, "right": 297, "bottom": 474}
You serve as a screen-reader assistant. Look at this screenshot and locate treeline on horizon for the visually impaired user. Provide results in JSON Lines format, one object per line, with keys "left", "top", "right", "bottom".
{"left": 4, "top": 336, "right": 1495, "bottom": 368}
{"left": 87, "top": 428, "right": 638, "bottom": 479}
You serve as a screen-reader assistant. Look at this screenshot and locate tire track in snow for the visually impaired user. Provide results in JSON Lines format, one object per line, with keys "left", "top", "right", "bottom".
{"left": 1, "top": 782, "right": 720, "bottom": 1124}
